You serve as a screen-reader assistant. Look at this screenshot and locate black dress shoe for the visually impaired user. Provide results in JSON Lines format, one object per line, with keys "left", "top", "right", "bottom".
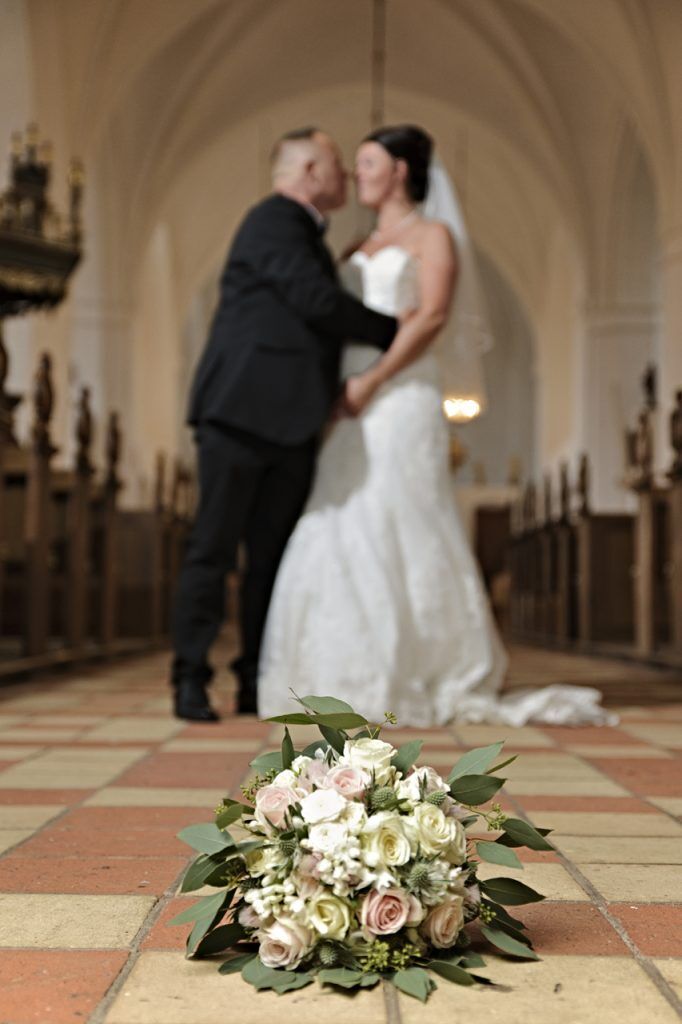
{"left": 237, "top": 685, "right": 258, "bottom": 716}
{"left": 174, "top": 682, "right": 220, "bottom": 722}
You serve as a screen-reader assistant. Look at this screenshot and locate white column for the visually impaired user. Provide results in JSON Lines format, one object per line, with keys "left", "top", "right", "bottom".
{"left": 658, "top": 227, "right": 682, "bottom": 473}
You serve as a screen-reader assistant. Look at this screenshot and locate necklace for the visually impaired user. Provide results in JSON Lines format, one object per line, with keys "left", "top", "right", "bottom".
{"left": 370, "top": 207, "right": 419, "bottom": 241}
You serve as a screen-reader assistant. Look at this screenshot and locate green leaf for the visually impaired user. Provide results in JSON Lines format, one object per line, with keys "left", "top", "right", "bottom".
{"left": 266, "top": 713, "right": 318, "bottom": 725}
{"left": 249, "top": 750, "right": 283, "bottom": 773}
{"left": 180, "top": 853, "right": 227, "bottom": 893}
{"left": 318, "top": 967, "right": 367, "bottom": 989}
{"left": 481, "top": 924, "right": 539, "bottom": 960}
{"left": 459, "top": 815, "right": 480, "bottom": 829}
{"left": 448, "top": 774, "right": 505, "bottom": 806}
{"left": 241, "top": 957, "right": 313, "bottom": 993}
{"left": 428, "top": 961, "right": 475, "bottom": 986}
{"left": 486, "top": 755, "right": 518, "bottom": 775}
{"left": 215, "top": 803, "right": 250, "bottom": 830}
{"left": 281, "top": 727, "right": 295, "bottom": 770}
{"left": 448, "top": 742, "right": 504, "bottom": 781}
{"left": 193, "top": 921, "right": 246, "bottom": 957}
{"left": 268, "top": 711, "right": 367, "bottom": 729}
{"left": 475, "top": 841, "right": 523, "bottom": 870}
{"left": 391, "top": 740, "right": 423, "bottom": 775}
{"left": 483, "top": 901, "right": 529, "bottom": 933}
{"left": 219, "top": 951, "right": 258, "bottom": 975}
{"left": 224, "top": 839, "right": 265, "bottom": 861}
{"left": 177, "top": 823, "right": 234, "bottom": 855}
{"left": 392, "top": 967, "right": 436, "bottom": 1002}
{"left": 319, "top": 724, "right": 346, "bottom": 754}
{"left": 499, "top": 818, "right": 554, "bottom": 851}
{"left": 480, "top": 877, "right": 545, "bottom": 906}
{"left": 272, "top": 972, "right": 314, "bottom": 994}
{"left": 170, "top": 890, "right": 229, "bottom": 926}
{"left": 299, "top": 695, "right": 355, "bottom": 715}
{"left": 301, "top": 739, "right": 330, "bottom": 758}
{"left": 459, "top": 953, "right": 486, "bottom": 969}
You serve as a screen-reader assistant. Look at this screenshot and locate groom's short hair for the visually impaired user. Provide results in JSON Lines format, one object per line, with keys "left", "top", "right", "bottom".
{"left": 270, "top": 127, "right": 321, "bottom": 179}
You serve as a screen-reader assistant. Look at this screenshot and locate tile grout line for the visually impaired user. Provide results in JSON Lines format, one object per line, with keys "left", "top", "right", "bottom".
{"left": 88, "top": 723, "right": 268, "bottom": 1024}
{"left": 504, "top": 783, "right": 682, "bottom": 1019}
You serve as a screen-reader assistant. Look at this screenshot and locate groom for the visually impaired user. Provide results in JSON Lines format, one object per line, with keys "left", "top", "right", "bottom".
{"left": 171, "top": 128, "right": 399, "bottom": 721}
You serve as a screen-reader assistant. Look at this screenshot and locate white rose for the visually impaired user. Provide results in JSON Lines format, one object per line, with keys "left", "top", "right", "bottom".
{"left": 397, "top": 766, "right": 450, "bottom": 803}
{"left": 305, "top": 820, "right": 351, "bottom": 855}
{"left": 245, "top": 845, "right": 285, "bottom": 877}
{"left": 300, "top": 788, "right": 347, "bottom": 824}
{"left": 406, "top": 803, "right": 462, "bottom": 858}
{"left": 307, "top": 891, "right": 351, "bottom": 940}
{"left": 341, "top": 800, "right": 367, "bottom": 833}
{"left": 290, "top": 755, "right": 312, "bottom": 774}
{"left": 342, "top": 738, "right": 395, "bottom": 785}
{"left": 361, "top": 811, "right": 412, "bottom": 867}
{"left": 258, "top": 916, "right": 313, "bottom": 969}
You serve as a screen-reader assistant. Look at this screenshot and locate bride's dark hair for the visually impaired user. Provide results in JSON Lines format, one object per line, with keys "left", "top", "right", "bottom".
{"left": 363, "top": 124, "right": 433, "bottom": 202}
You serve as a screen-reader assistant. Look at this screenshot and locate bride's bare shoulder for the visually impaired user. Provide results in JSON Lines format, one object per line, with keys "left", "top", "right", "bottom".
{"left": 416, "top": 219, "right": 457, "bottom": 258}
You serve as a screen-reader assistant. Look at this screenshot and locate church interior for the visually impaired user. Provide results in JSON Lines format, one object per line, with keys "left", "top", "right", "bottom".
{"left": 0, "top": 1, "right": 680, "bottom": 1021}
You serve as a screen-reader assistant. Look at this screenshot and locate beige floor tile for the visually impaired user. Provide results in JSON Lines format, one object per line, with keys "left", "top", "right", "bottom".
{"left": 566, "top": 744, "right": 673, "bottom": 758}
{"left": 0, "top": 894, "right": 156, "bottom": 948}
{"left": 652, "top": 958, "right": 682, "bottom": 1000}
{"left": 454, "top": 724, "right": 555, "bottom": 748}
{"left": 0, "top": 745, "right": 42, "bottom": 760}
{"left": 476, "top": 861, "right": 589, "bottom": 901}
{"left": 505, "top": 776, "right": 629, "bottom": 797}
{"left": 527, "top": 811, "right": 682, "bottom": 837}
{"left": 578, "top": 863, "right": 682, "bottom": 901}
{"left": 0, "top": 829, "right": 34, "bottom": 854}
{"left": 105, "top": 952, "right": 388, "bottom": 1024}
{"left": 0, "top": 747, "right": 147, "bottom": 789}
{"left": 85, "top": 787, "right": 229, "bottom": 807}
{"left": 29, "top": 715, "right": 106, "bottom": 726}
{"left": 648, "top": 797, "right": 682, "bottom": 816}
{"left": 386, "top": 729, "right": 456, "bottom": 745}
{"left": 416, "top": 750, "right": 464, "bottom": 767}
{"left": 500, "top": 753, "right": 605, "bottom": 779}
{"left": 398, "top": 956, "right": 681, "bottom": 1024}
{"left": 0, "top": 695, "right": 81, "bottom": 711}
{"left": 0, "top": 728, "right": 84, "bottom": 742}
{"left": 81, "top": 718, "right": 183, "bottom": 742}
{"left": 163, "top": 738, "right": 263, "bottom": 753}
{"left": 0, "top": 805, "right": 65, "bottom": 829}
{"left": 620, "top": 723, "right": 682, "bottom": 748}
{"left": 0, "top": 716, "right": 26, "bottom": 728}
{"left": 553, "top": 836, "right": 682, "bottom": 864}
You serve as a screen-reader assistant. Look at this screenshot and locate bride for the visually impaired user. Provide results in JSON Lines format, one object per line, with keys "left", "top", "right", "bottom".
{"left": 258, "top": 124, "right": 613, "bottom": 728}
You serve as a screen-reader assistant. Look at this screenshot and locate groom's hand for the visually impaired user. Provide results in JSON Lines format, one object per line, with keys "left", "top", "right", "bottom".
{"left": 343, "top": 374, "right": 380, "bottom": 417}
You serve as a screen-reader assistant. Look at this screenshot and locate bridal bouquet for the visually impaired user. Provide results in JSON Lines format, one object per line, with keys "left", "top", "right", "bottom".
{"left": 173, "top": 696, "right": 552, "bottom": 1002}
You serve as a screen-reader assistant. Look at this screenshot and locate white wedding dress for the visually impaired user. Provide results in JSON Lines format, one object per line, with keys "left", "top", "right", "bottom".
{"left": 257, "top": 246, "right": 615, "bottom": 727}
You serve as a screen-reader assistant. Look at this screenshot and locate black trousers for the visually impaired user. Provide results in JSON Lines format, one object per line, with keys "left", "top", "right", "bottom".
{"left": 171, "top": 421, "right": 316, "bottom": 690}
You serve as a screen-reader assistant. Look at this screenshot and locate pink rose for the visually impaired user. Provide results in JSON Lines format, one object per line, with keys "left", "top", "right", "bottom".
{"left": 405, "top": 893, "right": 426, "bottom": 927}
{"left": 237, "top": 904, "right": 261, "bottom": 930}
{"left": 360, "top": 887, "right": 412, "bottom": 937}
{"left": 258, "top": 917, "right": 312, "bottom": 969}
{"left": 254, "top": 785, "right": 298, "bottom": 830}
{"left": 302, "top": 759, "right": 330, "bottom": 790}
{"left": 420, "top": 895, "right": 465, "bottom": 949}
{"left": 324, "top": 765, "right": 368, "bottom": 800}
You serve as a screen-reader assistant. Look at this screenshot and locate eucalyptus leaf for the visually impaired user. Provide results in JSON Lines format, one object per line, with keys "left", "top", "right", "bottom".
{"left": 176, "top": 823, "right": 234, "bottom": 856}
{"left": 481, "top": 924, "right": 539, "bottom": 959}
{"left": 448, "top": 774, "right": 505, "bottom": 806}
{"left": 319, "top": 725, "right": 346, "bottom": 754}
{"left": 485, "top": 755, "right": 518, "bottom": 775}
{"left": 180, "top": 853, "right": 227, "bottom": 893}
{"left": 448, "top": 742, "right": 504, "bottom": 781}
{"left": 266, "top": 713, "right": 318, "bottom": 725}
{"left": 272, "top": 973, "right": 314, "bottom": 994}
{"left": 392, "top": 967, "right": 436, "bottom": 1002}
{"left": 215, "top": 803, "right": 249, "bottom": 830}
{"left": 483, "top": 901, "right": 529, "bottom": 933}
{"left": 170, "top": 890, "right": 229, "bottom": 926}
{"left": 475, "top": 840, "right": 523, "bottom": 870}
{"left": 500, "top": 818, "right": 554, "bottom": 851}
{"left": 480, "top": 877, "right": 545, "bottom": 906}
{"left": 241, "top": 957, "right": 298, "bottom": 991}
{"left": 391, "top": 740, "right": 423, "bottom": 775}
{"left": 459, "top": 953, "right": 486, "bottom": 969}
{"left": 281, "top": 727, "right": 295, "bottom": 770}
{"left": 428, "top": 961, "right": 475, "bottom": 986}
{"left": 193, "top": 921, "right": 246, "bottom": 957}
{"left": 318, "top": 967, "right": 366, "bottom": 989}
{"left": 301, "top": 739, "right": 330, "bottom": 758}
{"left": 249, "top": 750, "right": 283, "bottom": 773}
{"left": 299, "top": 695, "right": 355, "bottom": 715}
{"left": 218, "top": 951, "right": 258, "bottom": 975}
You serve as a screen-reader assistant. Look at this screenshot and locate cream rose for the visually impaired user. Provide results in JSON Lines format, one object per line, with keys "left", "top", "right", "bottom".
{"left": 360, "top": 887, "right": 412, "bottom": 936}
{"left": 420, "top": 895, "right": 464, "bottom": 949}
{"left": 254, "top": 785, "right": 299, "bottom": 830}
{"left": 258, "top": 917, "right": 312, "bottom": 969}
{"left": 300, "top": 787, "right": 347, "bottom": 825}
{"left": 342, "top": 738, "right": 395, "bottom": 785}
{"left": 308, "top": 891, "right": 351, "bottom": 940}
{"left": 324, "top": 765, "right": 369, "bottom": 800}
{"left": 406, "top": 803, "right": 462, "bottom": 858}
{"left": 361, "top": 811, "right": 412, "bottom": 867}
{"left": 244, "top": 844, "right": 285, "bottom": 877}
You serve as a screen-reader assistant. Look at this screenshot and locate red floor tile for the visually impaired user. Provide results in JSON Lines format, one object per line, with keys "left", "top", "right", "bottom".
{"left": 57, "top": 806, "right": 209, "bottom": 831}
{"left": 0, "top": 789, "right": 93, "bottom": 805}
{"left": 141, "top": 898, "right": 196, "bottom": 951}
{"left": 0, "top": 950, "right": 127, "bottom": 1024}
{"left": 608, "top": 904, "right": 682, "bottom": 956}
{"left": 114, "top": 753, "right": 252, "bottom": 788}
{"left": 588, "top": 757, "right": 682, "bottom": 796}
{"left": 179, "top": 720, "right": 271, "bottom": 739}
{"left": 0, "top": 854, "right": 187, "bottom": 894}
{"left": 13, "top": 825, "right": 186, "bottom": 859}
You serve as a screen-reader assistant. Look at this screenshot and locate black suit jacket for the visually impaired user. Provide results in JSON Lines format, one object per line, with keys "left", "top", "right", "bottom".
{"left": 188, "top": 193, "right": 397, "bottom": 444}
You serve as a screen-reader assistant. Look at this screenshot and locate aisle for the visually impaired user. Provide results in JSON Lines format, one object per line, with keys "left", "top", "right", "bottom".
{"left": 0, "top": 645, "right": 680, "bottom": 1024}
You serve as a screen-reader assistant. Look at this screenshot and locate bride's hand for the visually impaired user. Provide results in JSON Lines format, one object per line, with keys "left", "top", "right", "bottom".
{"left": 343, "top": 373, "right": 380, "bottom": 416}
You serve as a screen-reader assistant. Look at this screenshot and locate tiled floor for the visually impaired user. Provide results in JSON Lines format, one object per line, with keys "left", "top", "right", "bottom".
{"left": 0, "top": 642, "right": 680, "bottom": 1023}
